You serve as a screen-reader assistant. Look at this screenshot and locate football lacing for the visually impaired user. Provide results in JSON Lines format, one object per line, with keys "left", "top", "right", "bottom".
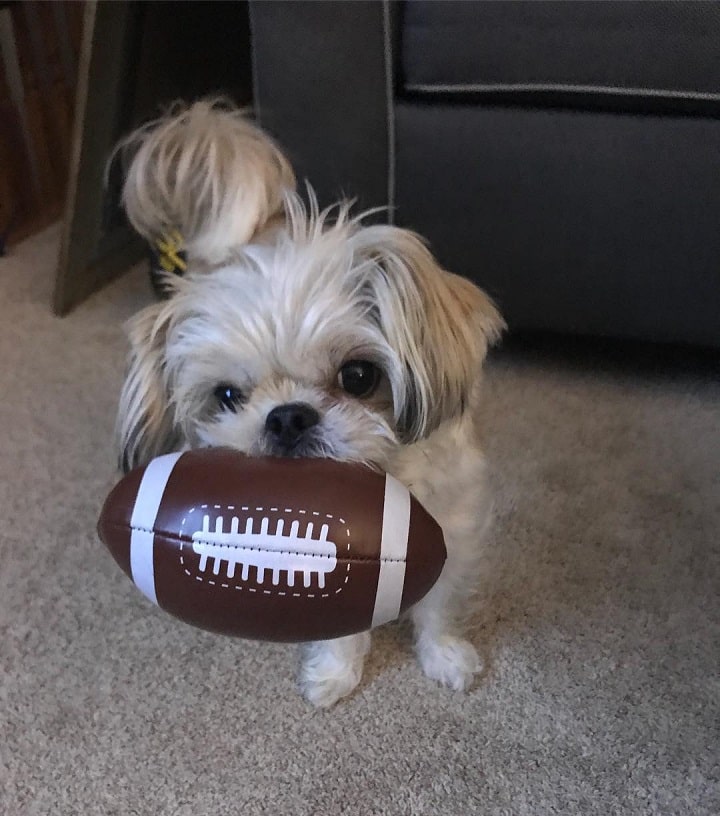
{"left": 190, "top": 515, "right": 338, "bottom": 588}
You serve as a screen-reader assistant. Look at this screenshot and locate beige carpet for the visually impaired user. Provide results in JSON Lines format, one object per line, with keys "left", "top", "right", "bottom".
{"left": 1, "top": 225, "right": 718, "bottom": 816}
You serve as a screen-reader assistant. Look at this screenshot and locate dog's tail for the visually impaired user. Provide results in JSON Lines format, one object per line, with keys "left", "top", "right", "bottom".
{"left": 116, "top": 99, "right": 296, "bottom": 264}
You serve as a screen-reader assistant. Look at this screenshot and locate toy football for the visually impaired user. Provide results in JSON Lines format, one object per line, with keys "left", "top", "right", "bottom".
{"left": 97, "top": 449, "right": 446, "bottom": 642}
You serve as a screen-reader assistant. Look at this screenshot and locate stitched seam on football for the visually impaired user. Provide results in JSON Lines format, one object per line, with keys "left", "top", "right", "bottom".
{"left": 100, "top": 521, "right": 411, "bottom": 564}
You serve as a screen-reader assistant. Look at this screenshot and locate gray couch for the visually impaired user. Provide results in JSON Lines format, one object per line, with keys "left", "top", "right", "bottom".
{"left": 249, "top": 1, "right": 720, "bottom": 347}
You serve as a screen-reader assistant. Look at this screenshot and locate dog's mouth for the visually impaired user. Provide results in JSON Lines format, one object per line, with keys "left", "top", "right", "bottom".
{"left": 262, "top": 432, "right": 332, "bottom": 460}
{"left": 195, "top": 406, "right": 395, "bottom": 470}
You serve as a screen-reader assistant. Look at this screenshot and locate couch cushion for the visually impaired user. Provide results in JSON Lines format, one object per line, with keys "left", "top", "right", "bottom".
{"left": 401, "top": 1, "right": 720, "bottom": 103}
{"left": 395, "top": 101, "right": 720, "bottom": 346}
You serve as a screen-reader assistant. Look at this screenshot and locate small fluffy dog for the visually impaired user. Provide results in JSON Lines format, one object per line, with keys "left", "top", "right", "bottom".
{"left": 116, "top": 100, "right": 504, "bottom": 707}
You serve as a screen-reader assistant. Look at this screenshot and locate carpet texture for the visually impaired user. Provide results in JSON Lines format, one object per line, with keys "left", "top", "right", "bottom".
{"left": 1, "top": 226, "right": 718, "bottom": 815}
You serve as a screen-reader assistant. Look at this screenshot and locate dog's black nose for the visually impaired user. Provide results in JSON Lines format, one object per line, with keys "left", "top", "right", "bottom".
{"left": 265, "top": 402, "right": 320, "bottom": 449}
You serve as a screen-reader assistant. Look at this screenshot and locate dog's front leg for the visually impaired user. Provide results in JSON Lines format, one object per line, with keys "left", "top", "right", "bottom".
{"left": 298, "top": 632, "right": 371, "bottom": 707}
{"left": 410, "top": 553, "right": 483, "bottom": 691}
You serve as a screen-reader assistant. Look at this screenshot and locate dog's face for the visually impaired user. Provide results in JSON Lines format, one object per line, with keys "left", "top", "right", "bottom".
{"left": 144, "top": 241, "right": 401, "bottom": 467}
{"left": 117, "top": 210, "right": 504, "bottom": 473}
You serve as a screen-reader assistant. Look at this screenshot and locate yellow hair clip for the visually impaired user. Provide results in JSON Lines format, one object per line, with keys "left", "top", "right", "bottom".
{"left": 154, "top": 230, "right": 187, "bottom": 274}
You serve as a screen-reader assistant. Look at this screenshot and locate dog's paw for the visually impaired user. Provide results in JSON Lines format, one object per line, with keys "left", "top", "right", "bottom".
{"left": 416, "top": 635, "right": 482, "bottom": 691}
{"left": 299, "top": 633, "right": 370, "bottom": 708}
{"left": 300, "top": 669, "right": 363, "bottom": 709}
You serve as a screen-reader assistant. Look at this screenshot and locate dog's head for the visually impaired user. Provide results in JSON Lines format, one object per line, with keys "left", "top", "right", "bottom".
{"left": 117, "top": 200, "right": 504, "bottom": 472}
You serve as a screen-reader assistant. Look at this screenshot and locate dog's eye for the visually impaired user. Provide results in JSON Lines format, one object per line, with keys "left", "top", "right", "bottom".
{"left": 337, "top": 360, "right": 380, "bottom": 398}
{"left": 213, "top": 384, "right": 244, "bottom": 412}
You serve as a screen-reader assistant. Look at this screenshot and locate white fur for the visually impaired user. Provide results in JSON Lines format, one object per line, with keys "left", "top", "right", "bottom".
{"left": 116, "top": 101, "right": 505, "bottom": 707}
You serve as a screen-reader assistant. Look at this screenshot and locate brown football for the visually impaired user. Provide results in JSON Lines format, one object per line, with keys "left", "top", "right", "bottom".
{"left": 97, "top": 449, "right": 446, "bottom": 642}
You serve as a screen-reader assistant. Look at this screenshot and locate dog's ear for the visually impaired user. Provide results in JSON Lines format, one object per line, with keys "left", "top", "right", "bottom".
{"left": 351, "top": 225, "right": 505, "bottom": 442}
{"left": 116, "top": 301, "right": 181, "bottom": 472}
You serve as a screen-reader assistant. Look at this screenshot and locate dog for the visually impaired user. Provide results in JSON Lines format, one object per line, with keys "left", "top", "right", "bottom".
{"left": 115, "top": 100, "right": 504, "bottom": 707}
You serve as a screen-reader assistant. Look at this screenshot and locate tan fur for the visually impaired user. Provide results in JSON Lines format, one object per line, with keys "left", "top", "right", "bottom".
{"left": 116, "top": 99, "right": 295, "bottom": 264}
{"left": 349, "top": 225, "right": 505, "bottom": 439}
